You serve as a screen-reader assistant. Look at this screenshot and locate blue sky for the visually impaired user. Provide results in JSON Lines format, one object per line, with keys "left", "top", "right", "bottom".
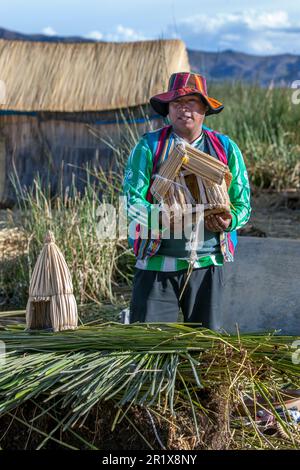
{"left": 1, "top": 0, "right": 300, "bottom": 55}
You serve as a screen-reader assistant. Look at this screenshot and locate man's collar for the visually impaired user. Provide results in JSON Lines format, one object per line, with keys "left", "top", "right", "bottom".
{"left": 172, "top": 130, "right": 204, "bottom": 147}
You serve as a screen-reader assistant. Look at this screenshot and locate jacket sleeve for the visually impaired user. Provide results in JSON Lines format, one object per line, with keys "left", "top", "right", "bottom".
{"left": 123, "top": 136, "right": 161, "bottom": 233}
{"left": 225, "top": 138, "right": 251, "bottom": 231}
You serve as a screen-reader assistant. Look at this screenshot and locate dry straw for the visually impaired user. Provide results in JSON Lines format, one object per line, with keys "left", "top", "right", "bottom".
{"left": 26, "top": 230, "right": 78, "bottom": 332}
{"left": 151, "top": 142, "right": 232, "bottom": 216}
{"left": 0, "top": 39, "right": 189, "bottom": 112}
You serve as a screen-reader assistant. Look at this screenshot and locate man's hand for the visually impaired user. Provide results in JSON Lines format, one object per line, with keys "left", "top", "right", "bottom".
{"left": 205, "top": 212, "right": 232, "bottom": 232}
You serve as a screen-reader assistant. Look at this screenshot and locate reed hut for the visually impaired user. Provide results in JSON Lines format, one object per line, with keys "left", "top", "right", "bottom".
{"left": 0, "top": 39, "right": 190, "bottom": 207}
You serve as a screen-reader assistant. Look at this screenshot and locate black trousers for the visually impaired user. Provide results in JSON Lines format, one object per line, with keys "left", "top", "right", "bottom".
{"left": 129, "top": 265, "right": 225, "bottom": 330}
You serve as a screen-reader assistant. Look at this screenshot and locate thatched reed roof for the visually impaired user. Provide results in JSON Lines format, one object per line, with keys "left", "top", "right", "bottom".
{"left": 0, "top": 39, "right": 190, "bottom": 112}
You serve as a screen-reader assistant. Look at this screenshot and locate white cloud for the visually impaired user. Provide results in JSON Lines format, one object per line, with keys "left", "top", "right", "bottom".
{"left": 116, "top": 24, "right": 145, "bottom": 40}
{"left": 42, "top": 26, "right": 57, "bottom": 36}
{"left": 106, "top": 24, "right": 146, "bottom": 41}
{"left": 85, "top": 30, "right": 104, "bottom": 40}
{"left": 167, "top": 10, "right": 300, "bottom": 54}
{"left": 179, "top": 15, "right": 230, "bottom": 33}
{"left": 221, "top": 33, "right": 241, "bottom": 42}
{"left": 245, "top": 10, "right": 290, "bottom": 30}
{"left": 249, "top": 39, "right": 277, "bottom": 53}
{"left": 84, "top": 25, "right": 146, "bottom": 42}
{"left": 219, "top": 33, "right": 241, "bottom": 50}
{"left": 176, "top": 10, "right": 290, "bottom": 34}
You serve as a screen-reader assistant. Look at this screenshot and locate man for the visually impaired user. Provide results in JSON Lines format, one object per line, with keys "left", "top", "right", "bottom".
{"left": 123, "top": 72, "right": 251, "bottom": 328}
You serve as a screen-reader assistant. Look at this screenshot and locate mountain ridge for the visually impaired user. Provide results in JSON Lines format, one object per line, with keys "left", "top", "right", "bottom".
{"left": 1, "top": 26, "right": 299, "bottom": 85}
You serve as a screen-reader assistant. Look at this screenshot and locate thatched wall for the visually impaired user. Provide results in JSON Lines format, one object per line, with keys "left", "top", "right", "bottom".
{"left": 0, "top": 107, "right": 165, "bottom": 207}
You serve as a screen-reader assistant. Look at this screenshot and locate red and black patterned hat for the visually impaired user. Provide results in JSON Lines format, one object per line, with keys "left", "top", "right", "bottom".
{"left": 150, "top": 72, "right": 224, "bottom": 116}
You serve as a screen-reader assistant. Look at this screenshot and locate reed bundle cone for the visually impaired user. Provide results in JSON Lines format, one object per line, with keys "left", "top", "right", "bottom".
{"left": 26, "top": 230, "right": 78, "bottom": 332}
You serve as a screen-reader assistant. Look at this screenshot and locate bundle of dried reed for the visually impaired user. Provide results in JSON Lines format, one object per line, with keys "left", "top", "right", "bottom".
{"left": 150, "top": 142, "right": 232, "bottom": 216}
{"left": 183, "top": 143, "right": 230, "bottom": 185}
{"left": 150, "top": 143, "right": 186, "bottom": 202}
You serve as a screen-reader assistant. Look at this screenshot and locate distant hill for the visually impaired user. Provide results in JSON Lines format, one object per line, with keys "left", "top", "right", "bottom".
{"left": 0, "top": 26, "right": 92, "bottom": 43}
{"left": 188, "top": 49, "right": 300, "bottom": 86}
{"left": 1, "top": 26, "right": 299, "bottom": 85}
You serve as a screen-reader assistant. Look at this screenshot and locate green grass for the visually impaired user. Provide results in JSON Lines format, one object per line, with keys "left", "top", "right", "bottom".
{"left": 208, "top": 82, "right": 300, "bottom": 190}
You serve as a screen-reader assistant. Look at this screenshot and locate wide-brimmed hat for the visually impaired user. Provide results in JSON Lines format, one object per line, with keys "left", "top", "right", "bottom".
{"left": 150, "top": 72, "right": 223, "bottom": 117}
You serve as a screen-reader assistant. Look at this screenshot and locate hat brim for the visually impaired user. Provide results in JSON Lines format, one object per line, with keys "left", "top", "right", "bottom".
{"left": 150, "top": 88, "right": 224, "bottom": 117}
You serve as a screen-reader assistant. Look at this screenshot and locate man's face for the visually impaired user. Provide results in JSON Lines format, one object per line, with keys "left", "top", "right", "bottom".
{"left": 168, "top": 94, "right": 208, "bottom": 135}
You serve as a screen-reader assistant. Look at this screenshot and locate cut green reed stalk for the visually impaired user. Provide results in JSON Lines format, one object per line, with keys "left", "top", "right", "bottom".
{"left": 0, "top": 323, "right": 299, "bottom": 449}
{"left": 5, "top": 411, "right": 79, "bottom": 450}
